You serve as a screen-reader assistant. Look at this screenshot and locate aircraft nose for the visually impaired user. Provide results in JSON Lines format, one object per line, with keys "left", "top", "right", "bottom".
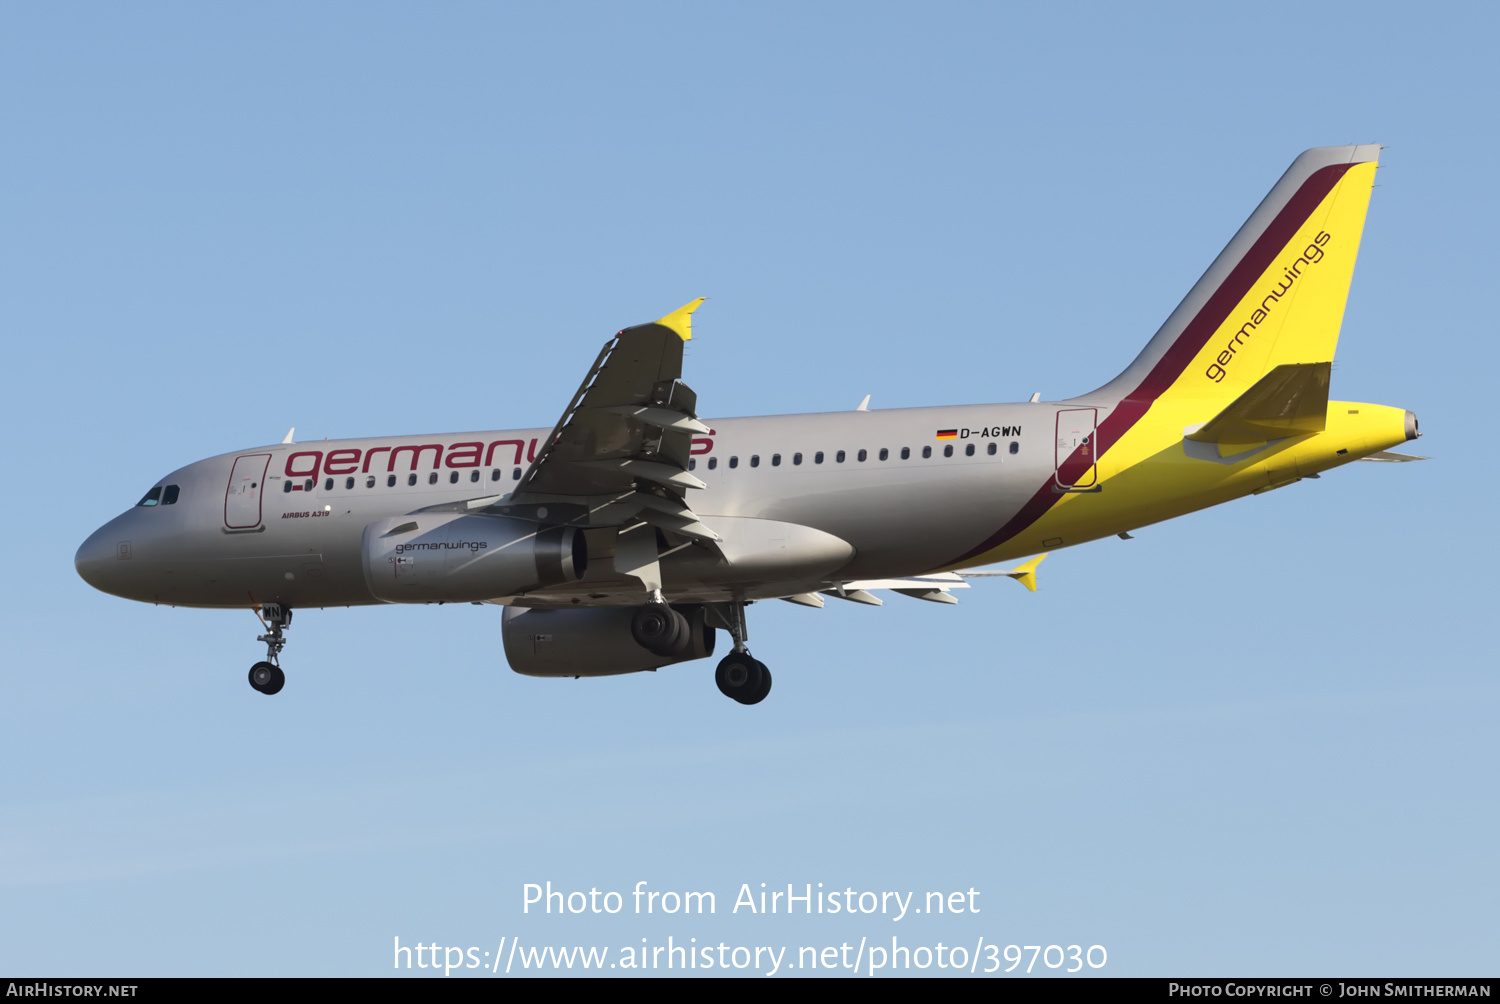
{"left": 75, "top": 521, "right": 127, "bottom": 594}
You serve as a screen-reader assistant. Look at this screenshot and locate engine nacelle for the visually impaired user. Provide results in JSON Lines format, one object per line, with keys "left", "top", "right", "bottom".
{"left": 503, "top": 605, "right": 716, "bottom": 677}
{"left": 361, "top": 513, "right": 585, "bottom": 603}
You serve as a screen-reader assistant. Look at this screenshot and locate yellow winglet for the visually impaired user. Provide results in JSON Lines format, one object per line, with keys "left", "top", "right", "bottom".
{"left": 1005, "top": 554, "right": 1047, "bottom": 592}
{"left": 655, "top": 297, "right": 706, "bottom": 341}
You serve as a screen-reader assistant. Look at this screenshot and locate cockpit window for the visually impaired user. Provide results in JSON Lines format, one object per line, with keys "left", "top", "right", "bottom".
{"left": 136, "top": 486, "right": 162, "bottom": 507}
{"left": 162, "top": 485, "right": 180, "bottom": 505}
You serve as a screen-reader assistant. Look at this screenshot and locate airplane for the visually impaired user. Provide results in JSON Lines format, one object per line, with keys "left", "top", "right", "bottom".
{"left": 75, "top": 144, "right": 1422, "bottom": 706}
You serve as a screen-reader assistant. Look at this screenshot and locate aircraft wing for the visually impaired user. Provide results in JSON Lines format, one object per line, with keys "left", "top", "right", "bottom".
{"left": 507, "top": 299, "right": 721, "bottom": 543}
{"left": 812, "top": 555, "right": 1049, "bottom": 606}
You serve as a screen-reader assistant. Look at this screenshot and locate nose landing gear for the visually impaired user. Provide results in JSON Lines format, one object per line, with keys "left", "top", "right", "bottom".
{"left": 249, "top": 604, "right": 291, "bottom": 696}
{"left": 249, "top": 661, "right": 285, "bottom": 695}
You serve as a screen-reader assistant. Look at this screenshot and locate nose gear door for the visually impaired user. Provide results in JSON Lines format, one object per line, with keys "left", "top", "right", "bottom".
{"left": 1054, "top": 409, "right": 1099, "bottom": 490}
{"left": 225, "top": 454, "right": 271, "bottom": 529}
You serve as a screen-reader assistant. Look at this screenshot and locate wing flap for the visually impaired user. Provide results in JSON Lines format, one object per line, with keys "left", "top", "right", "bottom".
{"left": 636, "top": 508, "right": 721, "bottom": 542}
{"left": 576, "top": 457, "right": 707, "bottom": 491}
{"left": 893, "top": 588, "right": 960, "bottom": 604}
{"left": 599, "top": 405, "right": 711, "bottom": 434}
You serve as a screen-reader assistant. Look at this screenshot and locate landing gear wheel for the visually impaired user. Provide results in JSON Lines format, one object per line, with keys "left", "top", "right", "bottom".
{"left": 746, "top": 663, "right": 772, "bottom": 705}
{"left": 248, "top": 661, "right": 285, "bottom": 696}
{"left": 632, "top": 603, "right": 687, "bottom": 656}
{"left": 715, "top": 652, "right": 769, "bottom": 705}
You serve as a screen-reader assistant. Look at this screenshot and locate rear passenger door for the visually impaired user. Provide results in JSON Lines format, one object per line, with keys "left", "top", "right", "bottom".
{"left": 1054, "top": 409, "right": 1098, "bottom": 489}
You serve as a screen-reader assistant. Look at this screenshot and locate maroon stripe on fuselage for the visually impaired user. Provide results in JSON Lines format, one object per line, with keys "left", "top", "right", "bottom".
{"left": 946, "top": 162, "right": 1357, "bottom": 565}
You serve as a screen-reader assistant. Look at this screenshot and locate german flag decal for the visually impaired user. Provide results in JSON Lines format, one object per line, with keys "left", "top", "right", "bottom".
{"left": 935, "top": 429, "right": 958, "bottom": 440}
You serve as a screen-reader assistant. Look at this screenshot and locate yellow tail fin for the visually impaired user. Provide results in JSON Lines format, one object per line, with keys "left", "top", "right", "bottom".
{"left": 1093, "top": 145, "right": 1380, "bottom": 410}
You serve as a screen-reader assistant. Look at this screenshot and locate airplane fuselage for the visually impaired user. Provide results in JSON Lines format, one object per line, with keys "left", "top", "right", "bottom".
{"left": 75, "top": 396, "right": 1414, "bottom": 611}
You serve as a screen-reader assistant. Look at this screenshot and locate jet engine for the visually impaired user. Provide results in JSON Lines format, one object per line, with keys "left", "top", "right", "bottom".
{"left": 502, "top": 605, "right": 716, "bottom": 677}
{"left": 361, "top": 513, "right": 585, "bottom": 603}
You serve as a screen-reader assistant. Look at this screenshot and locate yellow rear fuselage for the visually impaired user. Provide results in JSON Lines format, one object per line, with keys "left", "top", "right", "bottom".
{"left": 984, "top": 402, "right": 1412, "bottom": 563}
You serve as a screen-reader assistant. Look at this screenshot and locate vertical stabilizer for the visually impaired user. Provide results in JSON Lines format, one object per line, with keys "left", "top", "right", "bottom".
{"left": 1086, "top": 145, "right": 1380, "bottom": 412}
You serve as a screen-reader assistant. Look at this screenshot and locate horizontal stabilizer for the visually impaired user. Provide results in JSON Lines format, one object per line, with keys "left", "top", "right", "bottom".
{"left": 1186, "top": 362, "right": 1330, "bottom": 445}
{"left": 1357, "top": 450, "right": 1427, "bottom": 462}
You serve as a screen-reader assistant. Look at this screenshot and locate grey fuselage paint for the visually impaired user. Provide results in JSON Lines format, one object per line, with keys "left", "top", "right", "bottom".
{"left": 75, "top": 402, "right": 1067, "bottom": 610}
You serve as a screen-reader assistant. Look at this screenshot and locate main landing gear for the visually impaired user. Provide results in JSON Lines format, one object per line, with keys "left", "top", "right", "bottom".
{"left": 248, "top": 604, "right": 291, "bottom": 696}
{"left": 630, "top": 601, "right": 690, "bottom": 656}
{"left": 713, "top": 601, "right": 771, "bottom": 706}
{"left": 716, "top": 651, "right": 771, "bottom": 705}
{"left": 630, "top": 597, "right": 773, "bottom": 705}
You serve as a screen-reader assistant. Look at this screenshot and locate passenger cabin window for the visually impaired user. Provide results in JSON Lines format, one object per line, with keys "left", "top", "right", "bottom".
{"left": 513, "top": 468, "right": 522, "bottom": 480}
{"left": 346, "top": 477, "right": 355, "bottom": 489}
{"left": 857, "top": 449, "right": 867, "bottom": 462}
{"left": 1009, "top": 441, "right": 1019, "bottom": 455}
{"left": 966, "top": 443, "right": 975, "bottom": 456}
{"left": 491, "top": 468, "right": 501, "bottom": 481}
{"left": 836, "top": 450, "right": 846, "bottom": 463}
{"left": 470, "top": 470, "right": 480, "bottom": 482}
{"left": 688, "top": 459, "right": 696, "bottom": 471}
{"left": 162, "top": 485, "right": 180, "bottom": 505}
{"left": 771, "top": 454, "right": 781, "bottom": 466}
{"left": 729, "top": 456, "right": 739, "bottom": 469}
{"left": 324, "top": 478, "right": 334, "bottom": 491}
{"left": 900, "top": 447, "right": 910, "bottom": 460}
{"left": 387, "top": 475, "right": 397, "bottom": 487}
{"left": 282, "top": 481, "right": 292, "bottom": 493}
{"left": 793, "top": 453, "right": 802, "bottom": 465}
{"left": 943, "top": 445, "right": 954, "bottom": 458}
{"left": 878, "top": 448, "right": 888, "bottom": 461}
{"left": 366, "top": 476, "right": 376, "bottom": 488}
{"left": 708, "top": 457, "right": 718, "bottom": 470}
{"left": 815, "top": 452, "right": 824, "bottom": 464}
{"left": 428, "top": 473, "right": 439, "bottom": 485}
{"left": 449, "top": 471, "right": 460, "bottom": 484}
{"left": 750, "top": 455, "right": 760, "bottom": 468}
{"left": 408, "top": 474, "right": 418, "bottom": 486}
{"left": 922, "top": 446, "right": 932, "bottom": 459}
{"left": 987, "top": 442, "right": 997, "bottom": 455}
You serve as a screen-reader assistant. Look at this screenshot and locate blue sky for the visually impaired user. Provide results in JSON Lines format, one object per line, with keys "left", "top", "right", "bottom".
{"left": 2, "top": 2, "right": 1495, "bottom": 976}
